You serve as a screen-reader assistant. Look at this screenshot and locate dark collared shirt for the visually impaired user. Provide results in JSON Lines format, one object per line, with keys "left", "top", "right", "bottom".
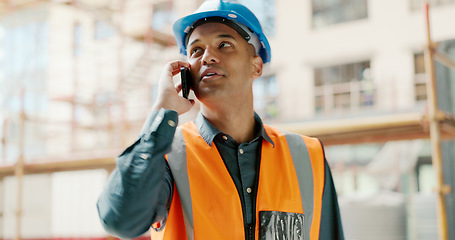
{"left": 195, "top": 113, "right": 274, "bottom": 224}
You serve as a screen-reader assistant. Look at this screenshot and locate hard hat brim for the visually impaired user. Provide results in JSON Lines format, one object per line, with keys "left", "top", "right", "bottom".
{"left": 173, "top": 9, "right": 271, "bottom": 63}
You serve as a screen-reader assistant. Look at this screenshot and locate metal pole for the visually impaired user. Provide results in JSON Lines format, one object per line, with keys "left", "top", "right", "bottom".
{"left": 1, "top": 119, "right": 7, "bottom": 165}
{"left": 71, "top": 0, "right": 80, "bottom": 152}
{"left": 118, "top": 0, "right": 127, "bottom": 147}
{"left": 423, "top": 3, "right": 450, "bottom": 240}
{"left": 15, "top": 88, "right": 26, "bottom": 240}
{"left": 0, "top": 177, "right": 3, "bottom": 239}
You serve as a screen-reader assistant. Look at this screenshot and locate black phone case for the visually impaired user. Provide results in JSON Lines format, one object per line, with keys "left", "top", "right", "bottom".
{"left": 180, "top": 67, "right": 193, "bottom": 99}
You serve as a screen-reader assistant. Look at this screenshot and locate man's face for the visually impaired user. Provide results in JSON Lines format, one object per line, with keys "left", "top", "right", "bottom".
{"left": 186, "top": 22, "right": 262, "bottom": 104}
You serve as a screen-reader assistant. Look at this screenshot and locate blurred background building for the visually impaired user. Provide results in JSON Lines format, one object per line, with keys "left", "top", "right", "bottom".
{"left": 0, "top": 0, "right": 455, "bottom": 239}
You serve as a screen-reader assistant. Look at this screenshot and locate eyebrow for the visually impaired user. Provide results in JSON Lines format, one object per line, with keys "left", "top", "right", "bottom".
{"left": 188, "top": 34, "right": 237, "bottom": 48}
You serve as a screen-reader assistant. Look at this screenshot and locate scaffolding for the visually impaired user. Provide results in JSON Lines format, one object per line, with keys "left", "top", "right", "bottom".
{"left": 422, "top": 2, "right": 452, "bottom": 239}
{"left": 278, "top": 4, "right": 455, "bottom": 239}
{"left": 0, "top": 0, "right": 178, "bottom": 239}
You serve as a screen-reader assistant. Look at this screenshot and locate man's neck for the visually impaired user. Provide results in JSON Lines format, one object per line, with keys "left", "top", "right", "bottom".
{"left": 201, "top": 103, "right": 256, "bottom": 144}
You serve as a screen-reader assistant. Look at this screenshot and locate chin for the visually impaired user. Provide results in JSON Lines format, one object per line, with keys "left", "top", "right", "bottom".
{"left": 196, "top": 90, "right": 227, "bottom": 105}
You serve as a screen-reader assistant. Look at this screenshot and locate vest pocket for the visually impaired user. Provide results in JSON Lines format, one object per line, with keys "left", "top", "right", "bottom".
{"left": 259, "top": 211, "right": 305, "bottom": 240}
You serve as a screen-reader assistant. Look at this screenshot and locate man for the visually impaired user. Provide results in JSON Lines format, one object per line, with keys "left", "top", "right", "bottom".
{"left": 97, "top": 0, "right": 344, "bottom": 239}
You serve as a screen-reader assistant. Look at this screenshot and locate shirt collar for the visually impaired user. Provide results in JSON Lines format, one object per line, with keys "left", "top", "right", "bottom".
{"left": 195, "top": 112, "right": 274, "bottom": 147}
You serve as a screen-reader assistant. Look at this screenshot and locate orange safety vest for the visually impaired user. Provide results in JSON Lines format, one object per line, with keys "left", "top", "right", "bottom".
{"left": 151, "top": 121, "right": 325, "bottom": 240}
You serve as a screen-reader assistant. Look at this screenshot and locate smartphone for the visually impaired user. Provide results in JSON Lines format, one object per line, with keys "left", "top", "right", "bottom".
{"left": 180, "top": 67, "right": 193, "bottom": 99}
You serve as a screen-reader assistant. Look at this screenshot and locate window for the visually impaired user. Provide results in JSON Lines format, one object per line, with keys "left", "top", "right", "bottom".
{"left": 94, "top": 20, "right": 116, "bottom": 40}
{"left": 325, "top": 143, "right": 382, "bottom": 195}
{"left": 314, "top": 61, "right": 373, "bottom": 114}
{"left": 410, "top": 0, "right": 455, "bottom": 11}
{"left": 0, "top": 19, "right": 49, "bottom": 161}
{"left": 312, "top": 0, "right": 368, "bottom": 28}
{"left": 434, "top": 40, "right": 455, "bottom": 113}
{"left": 415, "top": 156, "right": 434, "bottom": 193}
{"left": 414, "top": 40, "right": 455, "bottom": 105}
{"left": 1, "top": 21, "right": 48, "bottom": 116}
{"left": 151, "top": 2, "right": 176, "bottom": 31}
{"left": 414, "top": 53, "right": 427, "bottom": 102}
{"left": 239, "top": 0, "right": 276, "bottom": 36}
{"left": 73, "top": 22, "right": 82, "bottom": 56}
{"left": 253, "top": 75, "right": 279, "bottom": 121}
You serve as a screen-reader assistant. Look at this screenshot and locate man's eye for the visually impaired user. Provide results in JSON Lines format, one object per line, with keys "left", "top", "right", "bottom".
{"left": 191, "top": 48, "right": 202, "bottom": 56}
{"left": 219, "top": 42, "right": 233, "bottom": 48}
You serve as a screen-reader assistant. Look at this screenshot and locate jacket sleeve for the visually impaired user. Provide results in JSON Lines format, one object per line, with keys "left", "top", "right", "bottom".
{"left": 97, "top": 109, "right": 178, "bottom": 239}
{"left": 318, "top": 144, "right": 345, "bottom": 239}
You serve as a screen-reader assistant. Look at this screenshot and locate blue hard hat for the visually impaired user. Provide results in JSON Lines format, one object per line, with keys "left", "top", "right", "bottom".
{"left": 173, "top": 0, "right": 271, "bottom": 63}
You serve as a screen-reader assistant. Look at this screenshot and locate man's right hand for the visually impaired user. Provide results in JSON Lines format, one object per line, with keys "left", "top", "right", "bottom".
{"left": 152, "top": 60, "right": 195, "bottom": 115}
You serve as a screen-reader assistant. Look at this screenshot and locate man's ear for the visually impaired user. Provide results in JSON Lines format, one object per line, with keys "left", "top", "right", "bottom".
{"left": 251, "top": 55, "right": 263, "bottom": 79}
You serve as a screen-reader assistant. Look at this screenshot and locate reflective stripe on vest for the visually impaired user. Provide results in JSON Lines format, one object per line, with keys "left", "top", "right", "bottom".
{"left": 151, "top": 122, "right": 325, "bottom": 240}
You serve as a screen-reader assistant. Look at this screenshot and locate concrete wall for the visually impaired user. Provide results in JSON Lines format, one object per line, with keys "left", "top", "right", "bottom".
{"left": 2, "top": 174, "right": 52, "bottom": 239}
{"left": 1, "top": 170, "right": 107, "bottom": 238}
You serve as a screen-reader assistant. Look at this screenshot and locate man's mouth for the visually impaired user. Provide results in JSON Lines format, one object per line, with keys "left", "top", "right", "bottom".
{"left": 201, "top": 68, "right": 223, "bottom": 80}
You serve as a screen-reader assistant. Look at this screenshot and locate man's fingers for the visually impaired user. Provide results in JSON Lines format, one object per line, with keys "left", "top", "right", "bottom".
{"left": 168, "top": 61, "right": 190, "bottom": 75}
{"left": 175, "top": 83, "right": 182, "bottom": 93}
{"left": 171, "top": 67, "right": 183, "bottom": 76}
{"left": 152, "top": 60, "right": 194, "bottom": 115}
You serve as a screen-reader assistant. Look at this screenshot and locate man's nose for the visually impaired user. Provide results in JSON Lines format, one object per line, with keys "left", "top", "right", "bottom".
{"left": 202, "top": 48, "right": 219, "bottom": 64}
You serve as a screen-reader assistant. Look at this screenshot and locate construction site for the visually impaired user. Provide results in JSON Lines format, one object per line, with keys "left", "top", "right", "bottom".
{"left": 1, "top": 0, "right": 455, "bottom": 239}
